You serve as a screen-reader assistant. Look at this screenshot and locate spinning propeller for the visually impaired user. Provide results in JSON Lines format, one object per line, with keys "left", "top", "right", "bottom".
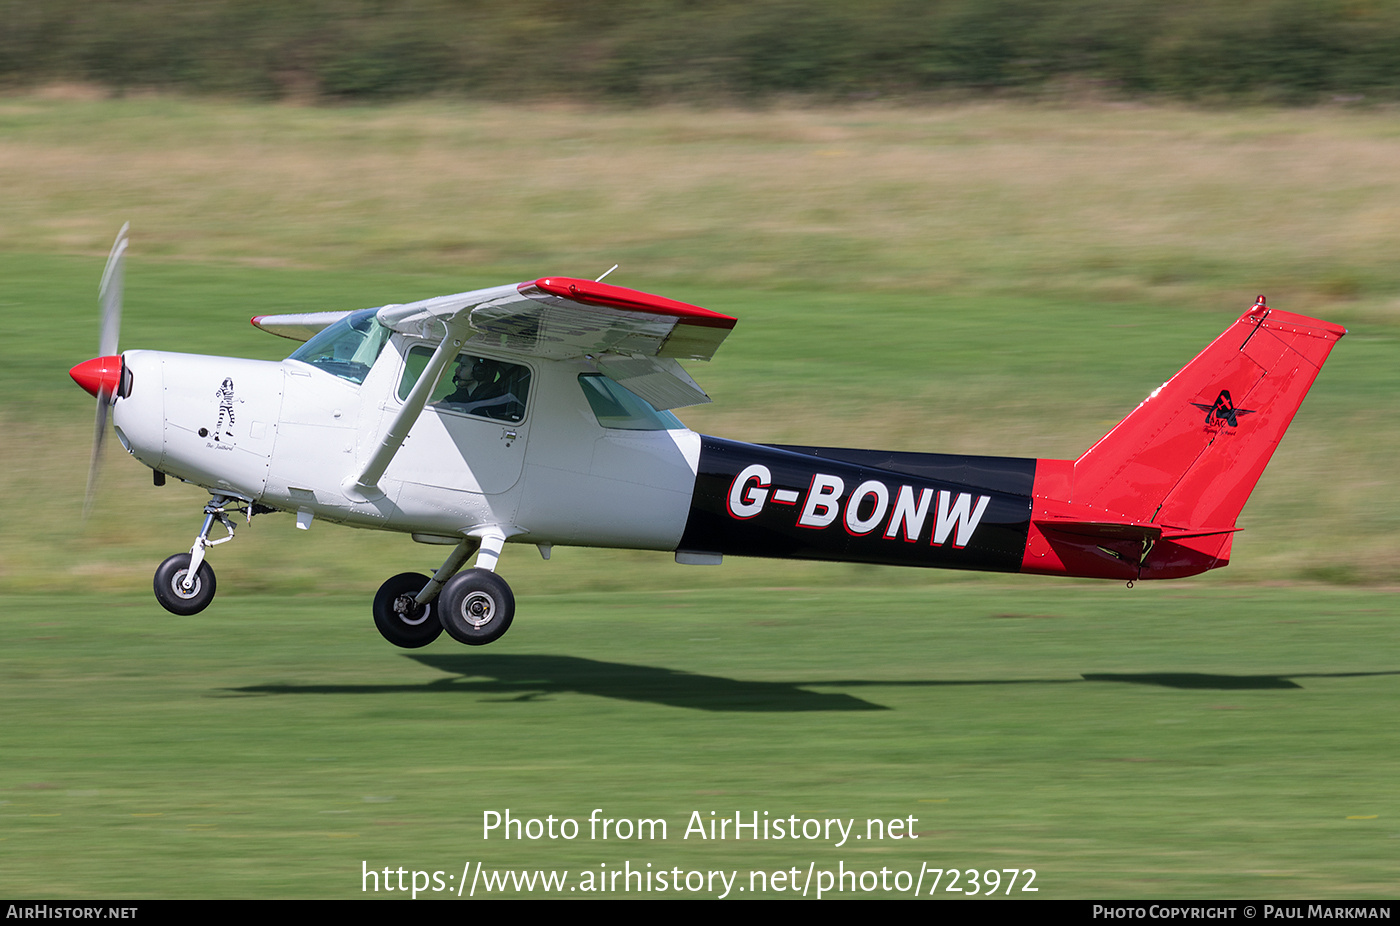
{"left": 69, "top": 224, "right": 129, "bottom": 518}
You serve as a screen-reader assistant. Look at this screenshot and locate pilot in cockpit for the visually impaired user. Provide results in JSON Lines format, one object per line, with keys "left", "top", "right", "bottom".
{"left": 439, "top": 355, "right": 522, "bottom": 420}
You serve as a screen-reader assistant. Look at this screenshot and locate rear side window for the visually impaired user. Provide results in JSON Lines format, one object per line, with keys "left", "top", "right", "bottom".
{"left": 578, "top": 373, "right": 683, "bottom": 430}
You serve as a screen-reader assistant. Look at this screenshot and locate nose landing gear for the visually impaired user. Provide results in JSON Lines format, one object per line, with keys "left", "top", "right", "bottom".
{"left": 152, "top": 495, "right": 239, "bottom": 616}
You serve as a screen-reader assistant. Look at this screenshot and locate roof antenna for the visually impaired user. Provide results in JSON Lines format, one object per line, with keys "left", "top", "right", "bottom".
{"left": 595, "top": 264, "right": 619, "bottom": 283}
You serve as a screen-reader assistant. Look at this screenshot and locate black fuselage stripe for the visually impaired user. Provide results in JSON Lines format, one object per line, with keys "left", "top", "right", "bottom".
{"left": 679, "top": 436, "right": 1034, "bottom": 571}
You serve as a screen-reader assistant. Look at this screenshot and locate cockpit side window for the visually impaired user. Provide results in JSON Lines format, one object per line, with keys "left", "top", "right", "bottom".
{"left": 287, "top": 309, "right": 392, "bottom": 385}
{"left": 398, "top": 346, "right": 531, "bottom": 423}
{"left": 577, "top": 373, "right": 683, "bottom": 430}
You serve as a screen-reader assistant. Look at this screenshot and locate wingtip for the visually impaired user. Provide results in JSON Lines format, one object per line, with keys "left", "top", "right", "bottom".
{"left": 523, "top": 277, "right": 738, "bottom": 329}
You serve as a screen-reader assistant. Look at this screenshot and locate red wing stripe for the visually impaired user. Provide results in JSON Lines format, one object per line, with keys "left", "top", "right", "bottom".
{"left": 523, "top": 277, "right": 738, "bottom": 329}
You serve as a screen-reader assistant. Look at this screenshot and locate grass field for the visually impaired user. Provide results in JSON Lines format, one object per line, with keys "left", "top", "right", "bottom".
{"left": 1, "top": 93, "right": 1397, "bottom": 898}
{"left": 2, "top": 586, "right": 1397, "bottom": 899}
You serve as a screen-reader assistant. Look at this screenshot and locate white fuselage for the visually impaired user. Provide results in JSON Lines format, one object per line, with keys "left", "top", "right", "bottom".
{"left": 112, "top": 335, "right": 702, "bottom": 552}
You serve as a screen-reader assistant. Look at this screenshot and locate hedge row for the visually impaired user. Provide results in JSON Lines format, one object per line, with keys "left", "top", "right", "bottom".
{"left": 4, "top": 0, "right": 1399, "bottom": 102}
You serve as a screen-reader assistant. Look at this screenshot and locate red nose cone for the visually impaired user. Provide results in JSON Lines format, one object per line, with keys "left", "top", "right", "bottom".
{"left": 70, "top": 355, "right": 123, "bottom": 398}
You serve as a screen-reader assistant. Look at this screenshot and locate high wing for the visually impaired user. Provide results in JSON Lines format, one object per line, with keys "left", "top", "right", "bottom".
{"left": 276, "top": 277, "right": 738, "bottom": 501}
{"left": 251, "top": 277, "right": 736, "bottom": 410}
{"left": 376, "top": 277, "right": 736, "bottom": 410}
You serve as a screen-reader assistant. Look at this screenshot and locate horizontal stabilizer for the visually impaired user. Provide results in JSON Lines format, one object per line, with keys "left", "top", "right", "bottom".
{"left": 1033, "top": 517, "right": 1240, "bottom": 542}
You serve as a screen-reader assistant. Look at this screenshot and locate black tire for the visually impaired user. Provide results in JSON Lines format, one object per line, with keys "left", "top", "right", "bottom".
{"left": 439, "top": 569, "right": 515, "bottom": 646}
{"left": 372, "top": 572, "right": 442, "bottom": 649}
{"left": 153, "top": 553, "right": 216, "bottom": 616}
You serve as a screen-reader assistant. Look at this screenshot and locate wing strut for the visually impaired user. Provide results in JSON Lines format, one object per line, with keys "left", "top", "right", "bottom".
{"left": 343, "top": 320, "right": 470, "bottom": 501}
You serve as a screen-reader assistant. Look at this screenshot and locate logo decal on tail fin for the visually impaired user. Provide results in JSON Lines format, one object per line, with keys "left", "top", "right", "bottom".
{"left": 1190, "top": 390, "right": 1256, "bottom": 428}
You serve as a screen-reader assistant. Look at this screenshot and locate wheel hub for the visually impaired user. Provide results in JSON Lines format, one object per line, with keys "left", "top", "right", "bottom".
{"left": 462, "top": 591, "right": 495, "bottom": 628}
{"left": 171, "top": 569, "right": 201, "bottom": 599}
{"left": 393, "top": 594, "right": 430, "bottom": 626}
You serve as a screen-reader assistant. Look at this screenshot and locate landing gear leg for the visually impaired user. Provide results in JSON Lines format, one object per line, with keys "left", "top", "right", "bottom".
{"left": 439, "top": 532, "right": 515, "bottom": 646}
{"left": 153, "top": 495, "right": 236, "bottom": 615}
{"left": 412, "top": 537, "right": 480, "bottom": 609}
{"left": 370, "top": 538, "right": 478, "bottom": 648}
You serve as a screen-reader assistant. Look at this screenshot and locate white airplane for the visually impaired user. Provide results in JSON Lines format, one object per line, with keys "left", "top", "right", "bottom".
{"left": 72, "top": 227, "right": 1346, "bottom": 648}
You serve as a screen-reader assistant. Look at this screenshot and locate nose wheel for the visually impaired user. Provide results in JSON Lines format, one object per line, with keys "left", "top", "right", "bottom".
{"left": 153, "top": 553, "right": 217, "bottom": 615}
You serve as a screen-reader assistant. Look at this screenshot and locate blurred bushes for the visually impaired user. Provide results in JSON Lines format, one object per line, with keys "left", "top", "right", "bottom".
{"left": 3, "top": 0, "right": 1399, "bottom": 103}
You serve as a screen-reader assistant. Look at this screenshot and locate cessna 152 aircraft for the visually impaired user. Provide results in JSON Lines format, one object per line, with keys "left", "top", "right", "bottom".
{"left": 71, "top": 227, "right": 1345, "bottom": 648}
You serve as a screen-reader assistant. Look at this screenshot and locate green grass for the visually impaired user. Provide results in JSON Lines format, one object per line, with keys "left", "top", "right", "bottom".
{"left": 2, "top": 585, "right": 1396, "bottom": 898}
{"left": 2, "top": 95, "right": 1398, "bottom": 898}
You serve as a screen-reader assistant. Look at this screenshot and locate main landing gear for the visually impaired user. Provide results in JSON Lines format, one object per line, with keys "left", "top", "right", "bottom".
{"left": 371, "top": 533, "right": 516, "bottom": 648}
{"left": 153, "top": 495, "right": 239, "bottom": 616}
{"left": 372, "top": 572, "right": 441, "bottom": 648}
{"left": 438, "top": 569, "right": 514, "bottom": 645}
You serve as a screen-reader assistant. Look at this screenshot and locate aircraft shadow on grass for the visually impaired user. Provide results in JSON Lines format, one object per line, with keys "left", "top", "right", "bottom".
{"left": 230, "top": 653, "right": 889, "bottom": 713}
{"left": 1080, "top": 670, "right": 1400, "bottom": 690}
{"left": 225, "top": 654, "right": 1400, "bottom": 712}
{"left": 828, "top": 670, "right": 1400, "bottom": 692}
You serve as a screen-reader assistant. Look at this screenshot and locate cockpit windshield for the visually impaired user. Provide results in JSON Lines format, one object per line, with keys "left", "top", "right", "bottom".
{"left": 287, "top": 308, "right": 392, "bottom": 385}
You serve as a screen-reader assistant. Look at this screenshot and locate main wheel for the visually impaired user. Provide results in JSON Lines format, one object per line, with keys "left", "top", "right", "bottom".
{"left": 153, "top": 553, "right": 217, "bottom": 616}
{"left": 439, "top": 569, "right": 515, "bottom": 646}
{"left": 372, "top": 572, "right": 442, "bottom": 649}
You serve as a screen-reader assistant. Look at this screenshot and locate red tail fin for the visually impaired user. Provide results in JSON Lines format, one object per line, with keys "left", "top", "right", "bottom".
{"left": 1024, "top": 299, "right": 1344, "bottom": 580}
